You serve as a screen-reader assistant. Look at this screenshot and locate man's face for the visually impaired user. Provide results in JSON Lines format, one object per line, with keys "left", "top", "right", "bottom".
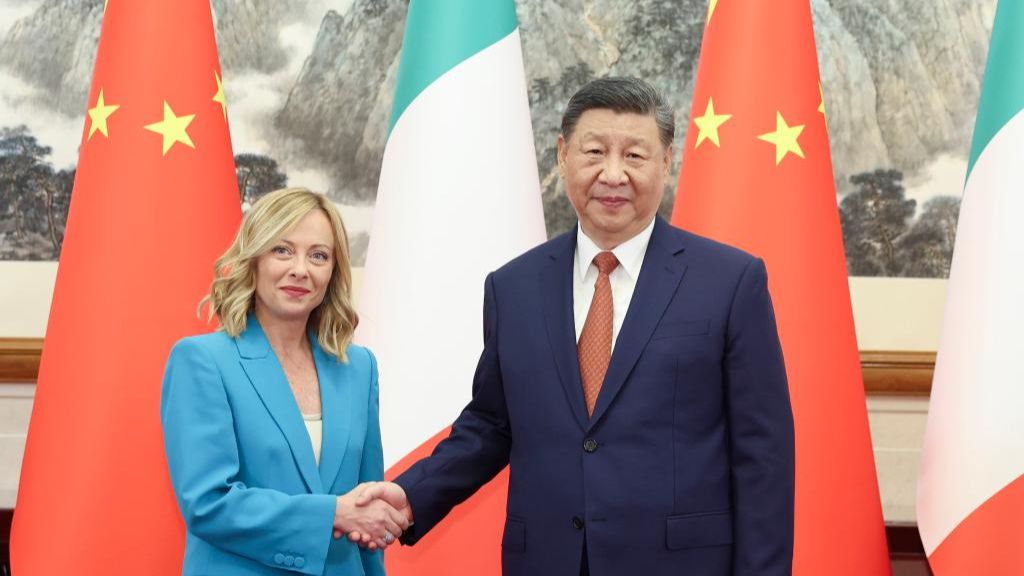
{"left": 558, "top": 109, "right": 671, "bottom": 249}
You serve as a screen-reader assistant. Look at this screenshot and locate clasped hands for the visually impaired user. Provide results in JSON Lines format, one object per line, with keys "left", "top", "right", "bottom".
{"left": 333, "top": 482, "right": 412, "bottom": 551}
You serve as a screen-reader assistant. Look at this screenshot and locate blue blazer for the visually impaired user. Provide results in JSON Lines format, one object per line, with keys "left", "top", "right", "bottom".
{"left": 395, "top": 217, "right": 795, "bottom": 576}
{"left": 161, "top": 317, "right": 385, "bottom": 576}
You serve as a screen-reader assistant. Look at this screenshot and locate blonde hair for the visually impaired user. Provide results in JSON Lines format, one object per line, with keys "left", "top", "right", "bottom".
{"left": 200, "top": 187, "right": 358, "bottom": 362}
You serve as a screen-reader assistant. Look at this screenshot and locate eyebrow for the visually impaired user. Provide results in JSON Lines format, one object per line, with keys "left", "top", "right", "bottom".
{"left": 278, "top": 239, "right": 333, "bottom": 251}
{"left": 578, "top": 131, "right": 650, "bottom": 147}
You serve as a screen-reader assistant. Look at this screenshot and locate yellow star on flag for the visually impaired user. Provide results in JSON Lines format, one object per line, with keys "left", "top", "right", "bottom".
{"left": 693, "top": 97, "right": 732, "bottom": 149}
{"left": 757, "top": 111, "right": 805, "bottom": 166}
{"left": 87, "top": 89, "right": 120, "bottom": 140}
{"left": 212, "top": 70, "right": 228, "bottom": 122}
{"left": 144, "top": 101, "right": 196, "bottom": 155}
{"left": 818, "top": 83, "right": 826, "bottom": 117}
{"left": 707, "top": 0, "right": 719, "bottom": 24}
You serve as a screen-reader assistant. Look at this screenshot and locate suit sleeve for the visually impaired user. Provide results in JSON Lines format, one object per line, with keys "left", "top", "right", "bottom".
{"left": 160, "top": 338, "right": 337, "bottom": 575}
{"left": 357, "top": 348, "right": 386, "bottom": 576}
{"left": 724, "top": 258, "right": 795, "bottom": 576}
{"left": 395, "top": 272, "right": 512, "bottom": 544}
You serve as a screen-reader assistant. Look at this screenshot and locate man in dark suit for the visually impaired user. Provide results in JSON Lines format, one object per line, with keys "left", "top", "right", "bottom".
{"left": 358, "top": 77, "right": 795, "bottom": 576}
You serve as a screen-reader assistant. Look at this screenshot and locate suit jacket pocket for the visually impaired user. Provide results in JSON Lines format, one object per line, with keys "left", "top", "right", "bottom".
{"left": 652, "top": 319, "right": 710, "bottom": 340}
{"left": 502, "top": 517, "right": 526, "bottom": 552}
{"left": 666, "top": 510, "right": 733, "bottom": 550}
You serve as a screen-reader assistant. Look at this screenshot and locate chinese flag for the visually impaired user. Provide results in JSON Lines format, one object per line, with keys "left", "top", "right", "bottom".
{"left": 671, "top": 1, "right": 890, "bottom": 575}
{"left": 11, "top": 1, "right": 240, "bottom": 574}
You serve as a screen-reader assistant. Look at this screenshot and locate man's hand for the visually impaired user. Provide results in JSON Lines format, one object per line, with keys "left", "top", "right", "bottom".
{"left": 333, "top": 483, "right": 410, "bottom": 551}
{"left": 335, "top": 482, "right": 414, "bottom": 549}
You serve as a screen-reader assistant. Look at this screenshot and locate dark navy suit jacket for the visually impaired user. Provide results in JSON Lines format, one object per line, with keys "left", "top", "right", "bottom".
{"left": 396, "top": 217, "right": 795, "bottom": 576}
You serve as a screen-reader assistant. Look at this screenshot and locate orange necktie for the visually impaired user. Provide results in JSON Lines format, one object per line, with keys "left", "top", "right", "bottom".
{"left": 578, "top": 251, "right": 619, "bottom": 416}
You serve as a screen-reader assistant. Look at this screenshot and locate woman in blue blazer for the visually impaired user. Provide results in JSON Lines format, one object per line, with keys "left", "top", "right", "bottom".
{"left": 161, "top": 188, "right": 409, "bottom": 576}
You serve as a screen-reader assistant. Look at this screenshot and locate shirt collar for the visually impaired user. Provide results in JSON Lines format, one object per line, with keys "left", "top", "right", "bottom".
{"left": 576, "top": 216, "right": 657, "bottom": 282}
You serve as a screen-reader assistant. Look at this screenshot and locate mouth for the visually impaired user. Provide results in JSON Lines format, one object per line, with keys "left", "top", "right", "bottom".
{"left": 280, "top": 287, "right": 311, "bottom": 298}
{"left": 595, "top": 196, "right": 629, "bottom": 209}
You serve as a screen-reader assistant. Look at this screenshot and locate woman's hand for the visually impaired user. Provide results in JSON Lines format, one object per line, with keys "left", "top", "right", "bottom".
{"left": 333, "top": 484, "right": 410, "bottom": 550}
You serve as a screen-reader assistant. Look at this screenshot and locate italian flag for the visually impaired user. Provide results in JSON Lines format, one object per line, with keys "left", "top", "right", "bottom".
{"left": 917, "top": 1, "right": 1024, "bottom": 574}
{"left": 355, "top": 1, "right": 545, "bottom": 573}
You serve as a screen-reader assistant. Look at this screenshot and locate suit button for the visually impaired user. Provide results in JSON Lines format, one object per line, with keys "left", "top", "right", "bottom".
{"left": 294, "top": 557, "right": 306, "bottom": 568}
{"left": 274, "top": 553, "right": 285, "bottom": 564}
{"left": 284, "top": 555, "right": 295, "bottom": 566}
{"left": 583, "top": 438, "right": 598, "bottom": 452}
{"left": 572, "top": 516, "right": 584, "bottom": 529}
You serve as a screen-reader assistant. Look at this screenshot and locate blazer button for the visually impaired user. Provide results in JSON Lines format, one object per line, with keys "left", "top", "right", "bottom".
{"left": 284, "top": 555, "right": 295, "bottom": 566}
{"left": 572, "top": 516, "right": 584, "bottom": 529}
{"left": 583, "top": 438, "right": 598, "bottom": 452}
{"left": 294, "top": 557, "right": 306, "bottom": 568}
{"left": 274, "top": 553, "right": 285, "bottom": 564}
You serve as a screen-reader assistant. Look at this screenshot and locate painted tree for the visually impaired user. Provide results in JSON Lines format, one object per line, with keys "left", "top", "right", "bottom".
{"left": 839, "top": 169, "right": 916, "bottom": 276}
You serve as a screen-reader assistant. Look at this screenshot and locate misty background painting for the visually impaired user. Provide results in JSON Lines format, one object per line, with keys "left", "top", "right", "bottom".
{"left": 0, "top": 0, "right": 997, "bottom": 278}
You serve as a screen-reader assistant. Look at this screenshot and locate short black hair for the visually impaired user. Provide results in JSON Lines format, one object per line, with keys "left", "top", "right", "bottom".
{"left": 560, "top": 77, "right": 675, "bottom": 148}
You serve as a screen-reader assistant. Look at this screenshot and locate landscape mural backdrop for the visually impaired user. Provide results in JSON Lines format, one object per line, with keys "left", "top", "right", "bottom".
{"left": 0, "top": 0, "right": 997, "bottom": 278}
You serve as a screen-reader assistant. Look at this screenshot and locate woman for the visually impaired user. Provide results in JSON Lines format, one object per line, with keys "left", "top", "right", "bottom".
{"left": 161, "top": 188, "right": 408, "bottom": 576}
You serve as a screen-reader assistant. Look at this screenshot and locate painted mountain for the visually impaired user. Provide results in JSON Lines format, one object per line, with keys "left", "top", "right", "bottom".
{"left": 0, "top": 0, "right": 996, "bottom": 275}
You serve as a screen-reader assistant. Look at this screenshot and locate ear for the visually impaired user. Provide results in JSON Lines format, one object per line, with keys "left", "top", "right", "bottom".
{"left": 557, "top": 134, "right": 568, "bottom": 173}
{"left": 662, "top": 144, "right": 673, "bottom": 175}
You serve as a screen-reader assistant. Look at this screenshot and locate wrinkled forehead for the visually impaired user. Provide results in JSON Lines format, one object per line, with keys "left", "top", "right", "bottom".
{"left": 570, "top": 109, "right": 664, "bottom": 147}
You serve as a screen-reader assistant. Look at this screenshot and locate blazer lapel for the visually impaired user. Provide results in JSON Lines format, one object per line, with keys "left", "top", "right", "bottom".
{"left": 588, "top": 217, "right": 688, "bottom": 428}
{"left": 315, "top": 339, "right": 352, "bottom": 491}
{"left": 237, "top": 318, "right": 324, "bottom": 494}
{"left": 540, "top": 230, "right": 590, "bottom": 431}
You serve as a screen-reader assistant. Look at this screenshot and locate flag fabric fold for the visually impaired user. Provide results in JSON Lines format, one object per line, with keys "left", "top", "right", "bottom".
{"left": 355, "top": 1, "right": 546, "bottom": 574}
{"left": 671, "top": 1, "right": 890, "bottom": 574}
{"left": 11, "top": 1, "right": 240, "bottom": 574}
{"left": 917, "top": 1, "right": 1024, "bottom": 574}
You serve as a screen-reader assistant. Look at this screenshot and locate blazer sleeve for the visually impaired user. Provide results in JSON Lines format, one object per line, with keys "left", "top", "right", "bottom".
{"left": 395, "top": 272, "right": 512, "bottom": 544}
{"left": 357, "top": 348, "right": 385, "bottom": 576}
{"left": 723, "top": 258, "right": 796, "bottom": 576}
{"left": 160, "top": 338, "right": 337, "bottom": 576}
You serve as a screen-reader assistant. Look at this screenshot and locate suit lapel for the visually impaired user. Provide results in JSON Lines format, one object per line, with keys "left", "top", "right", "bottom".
{"left": 315, "top": 339, "right": 351, "bottom": 491}
{"left": 588, "top": 217, "right": 688, "bottom": 428}
{"left": 237, "top": 317, "right": 324, "bottom": 494}
{"left": 539, "top": 230, "right": 590, "bottom": 431}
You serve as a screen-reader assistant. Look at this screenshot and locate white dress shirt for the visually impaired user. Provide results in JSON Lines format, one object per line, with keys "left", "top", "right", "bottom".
{"left": 573, "top": 217, "right": 656, "bottom": 351}
{"left": 302, "top": 413, "right": 323, "bottom": 465}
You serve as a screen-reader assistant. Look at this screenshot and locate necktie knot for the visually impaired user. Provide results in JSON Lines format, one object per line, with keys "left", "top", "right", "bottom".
{"left": 593, "top": 251, "right": 619, "bottom": 276}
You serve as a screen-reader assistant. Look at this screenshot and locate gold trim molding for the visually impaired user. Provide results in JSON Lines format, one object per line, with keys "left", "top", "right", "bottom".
{"left": 0, "top": 338, "right": 43, "bottom": 383}
{"left": 0, "top": 339, "right": 935, "bottom": 394}
{"left": 860, "top": 350, "right": 935, "bottom": 396}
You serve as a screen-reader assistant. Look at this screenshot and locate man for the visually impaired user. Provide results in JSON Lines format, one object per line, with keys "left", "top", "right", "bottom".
{"left": 360, "top": 77, "right": 794, "bottom": 576}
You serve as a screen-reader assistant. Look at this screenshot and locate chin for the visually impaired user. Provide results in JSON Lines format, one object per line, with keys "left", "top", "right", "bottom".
{"left": 270, "top": 306, "right": 314, "bottom": 322}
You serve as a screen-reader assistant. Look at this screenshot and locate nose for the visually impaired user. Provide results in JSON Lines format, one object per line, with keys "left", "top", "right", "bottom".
{"left": 289, "top": 257, "right": 309, "bottom": 279}
{"left": 598, "top": 156, "right": 628, "bottom": 187}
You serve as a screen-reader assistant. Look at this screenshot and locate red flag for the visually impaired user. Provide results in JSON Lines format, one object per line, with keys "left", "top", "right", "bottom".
{"left": 671, "top": 1, "right": 890, "bottom": 574}
{"left": 383, "top": 429, "right": 509, "bottom": 574}
{"left": 11, "top": 1, "right": 240, "bottom": 573}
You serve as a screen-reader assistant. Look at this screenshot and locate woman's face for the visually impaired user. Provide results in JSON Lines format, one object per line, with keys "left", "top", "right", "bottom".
{"left": 254, "top": 209, "right": 336, "bottom": 325}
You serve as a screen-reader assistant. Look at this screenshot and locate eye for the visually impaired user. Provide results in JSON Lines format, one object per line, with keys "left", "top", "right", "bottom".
{"left": 271, "top": 245, "right": 290, "bottom": 256}
{"left": 626, "top": 152, "right": 645, "bottom": 160}
{"left": 311, "top": 252, "right": 330, "bottom": 262}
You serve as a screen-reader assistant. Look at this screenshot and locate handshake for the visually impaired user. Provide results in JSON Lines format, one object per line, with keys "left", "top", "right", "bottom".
{"left": 333, "top": 482, "right": 412, "bottom": 551}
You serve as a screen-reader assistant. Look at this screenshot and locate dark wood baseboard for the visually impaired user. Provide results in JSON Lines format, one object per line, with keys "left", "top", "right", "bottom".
{"left": 1, "top": 509, "right": 10, "bottom": 576}
{"left": 887, "top": 523, "right": 934, "bottom": 576}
